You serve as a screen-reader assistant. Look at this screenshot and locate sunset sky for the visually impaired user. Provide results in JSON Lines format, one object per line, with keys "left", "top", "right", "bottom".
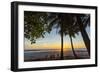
{"left": 24, "top": 26, "right": 90, "bottom": 51}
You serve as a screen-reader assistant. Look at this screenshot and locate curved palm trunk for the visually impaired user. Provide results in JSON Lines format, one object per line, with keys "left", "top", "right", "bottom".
{"left": 77, "top": 16, "right": 90, "bottom": 56}
{"left": 69, "top": 35, "right": 77, "bottom": 58}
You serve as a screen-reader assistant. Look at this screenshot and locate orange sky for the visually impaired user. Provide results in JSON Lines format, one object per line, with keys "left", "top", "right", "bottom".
{"left": 25, "top": 41, "right": 86, "bottom": 51}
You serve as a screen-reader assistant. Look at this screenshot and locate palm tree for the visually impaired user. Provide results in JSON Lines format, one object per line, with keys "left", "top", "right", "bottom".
{"left": 47, "top": 13, "right": 78, "bottom": 59}
{"left": 47, "top": 13, "right": 64, "bottom": 59}
{"left": 62, "top": 14, "right": 78, "bottom": 58}
{"left": 63, "top": 14, "right": 90, "bottom": 56}
{"left": 75, "top": 15, "right": 90, "bottom": 56}
{"left": 24, "top": 12, "right": 65, "bottom": 59}
{"left": 63, "top": 14, "right": 90, "bottom": 57}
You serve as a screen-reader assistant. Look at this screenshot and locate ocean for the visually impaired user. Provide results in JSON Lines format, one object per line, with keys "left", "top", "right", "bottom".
{"left": 24, "top": 49, "right": 90, "bottom": 62}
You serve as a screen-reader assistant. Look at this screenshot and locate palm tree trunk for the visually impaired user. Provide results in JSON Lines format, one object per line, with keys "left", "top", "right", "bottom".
{"left": 59, "top": 14, "right": 64, "bottom": 60}
{"left": 60, "top": 23, "right": 64, "bottom": 60}
{"left": 77, "top": 16, "right": 90, "bottom": 56}
{"left": 69, "top": 35, "right": 77, "bottom": 58}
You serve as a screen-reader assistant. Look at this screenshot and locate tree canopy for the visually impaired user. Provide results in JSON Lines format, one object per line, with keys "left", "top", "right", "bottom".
{"left": 24, "top": 11, "right": 48, "bottom": 44}
{"left": 24, "top": 11, "right": 90, "bottom": 44}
